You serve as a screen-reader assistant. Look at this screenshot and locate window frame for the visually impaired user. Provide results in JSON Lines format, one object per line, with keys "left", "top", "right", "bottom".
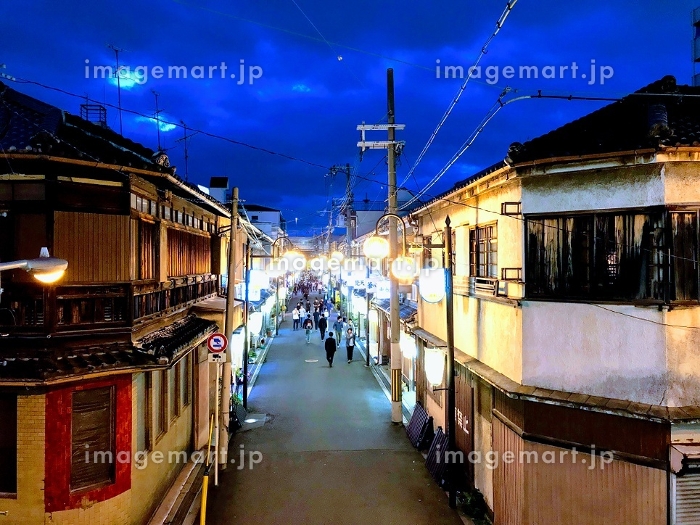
{"left": 469, "top": 223, "right": 498, "bottom": 278}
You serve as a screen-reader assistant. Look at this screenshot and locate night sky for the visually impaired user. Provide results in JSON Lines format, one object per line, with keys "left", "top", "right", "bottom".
{"left": 1, "top": 1, "right": 696, "bottom": 235}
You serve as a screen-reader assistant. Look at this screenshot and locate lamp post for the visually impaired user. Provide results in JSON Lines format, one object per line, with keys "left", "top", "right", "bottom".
{"left": 421, "top": 216, "right": 456, "bottom": 509}
{"left": 0, "top": 247, "right": 68, "bottom": 302}
{"left": 363, "top": 212, "right": 418, "bottom": 423}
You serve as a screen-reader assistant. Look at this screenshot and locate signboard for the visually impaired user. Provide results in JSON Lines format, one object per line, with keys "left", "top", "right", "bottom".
{"left": 207, "top": 333, "right": 228, "bottom": 362}
{"left": 375, "top": 278, "right": 390, "bottom": 300}
{"left": 419, "top": 268, "right": 446, "bottom": 303}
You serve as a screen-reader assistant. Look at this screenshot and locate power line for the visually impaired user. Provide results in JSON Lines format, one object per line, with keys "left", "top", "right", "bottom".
{"left": 7, "top": 77, "right": 331, "bottom": 172}
{"left": 396, "top": 0, "right": 518, "bottom": 194}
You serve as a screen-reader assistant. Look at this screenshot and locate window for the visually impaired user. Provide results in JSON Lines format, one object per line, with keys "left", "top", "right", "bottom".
{"left": 526, "top": 210, "right": 670, "bottom": 300}
{"left": 251, "top": 215, "right": 259, "bottom": 221}
{"left": 71, "top": 387, "right": 115, "bottom": 491}
{"left": 469, "top": 224, "right": 498, "bottom": 278}
{"left": 153, "top": 370, "right": 167, "bottom": 438}
{"left": 170, "top": 365, "right": 180, "bottom": 421}
{"left": 139, "top": 221, "right": 157, "bottom": 280}
{"left": 0, "top": 394, "right": 17, "bottom": 494}
{"left": 181, "top": 353, "right": 191, "bottom": 407}
{"left": 135, "top": 374, "right": 150, "bottom": 452}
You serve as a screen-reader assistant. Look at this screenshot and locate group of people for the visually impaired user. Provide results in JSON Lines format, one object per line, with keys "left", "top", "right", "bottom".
{"left": 288, "top": 284, "right": 356, "bottom": 367}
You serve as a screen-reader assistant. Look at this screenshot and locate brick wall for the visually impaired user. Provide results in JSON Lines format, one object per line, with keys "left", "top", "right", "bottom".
{"left": 0, "top": 394, "right": 47, "bottom": 525}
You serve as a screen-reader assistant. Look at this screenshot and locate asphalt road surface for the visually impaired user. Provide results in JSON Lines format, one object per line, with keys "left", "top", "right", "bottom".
{"left": 206, "top": 294, "right": 463, "bottom": 525}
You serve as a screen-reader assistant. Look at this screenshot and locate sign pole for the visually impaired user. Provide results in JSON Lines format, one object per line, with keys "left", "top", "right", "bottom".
{"left": 214, "top": 362, "right": 220, "bottom": 486}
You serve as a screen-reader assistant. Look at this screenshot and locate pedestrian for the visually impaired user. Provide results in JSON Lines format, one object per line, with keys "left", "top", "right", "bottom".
{"left": 346, "top": 328, "right": 356, "bottom": 363}
{"left": 333, "top": 316, "right": 345, "bottom": 345}
{"left": 313, "top": 308, "right": 320, "bottom": 330}
{"left": 292, "top": 307, "right": 300, "bottom": 330}
{"left": 325, "top": 331, "right": 337, "bottom": 367}
{"left": 303, "top": 314, "right": 314, "bottom": 344}
{"left": 318, "top": 315, "right": 328, "bottom": 340}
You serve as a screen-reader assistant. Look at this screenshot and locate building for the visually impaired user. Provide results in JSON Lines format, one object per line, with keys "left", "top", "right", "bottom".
{"left": 0, "top": 81, "right": 248, "bottom": 524}
{"left": 239, "top": 203, "right": 286, "bottom": 243}
{"left": 410, "top": 75, "right": 700, "bottom": 523}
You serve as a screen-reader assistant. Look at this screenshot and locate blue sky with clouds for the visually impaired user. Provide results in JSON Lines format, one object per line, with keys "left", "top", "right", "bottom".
{"left": 0, "top": 0, "right": 696, "bottom": 235}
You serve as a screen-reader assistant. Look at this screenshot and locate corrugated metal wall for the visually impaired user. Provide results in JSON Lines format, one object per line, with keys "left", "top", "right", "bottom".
{"left": 54, "top": 212, "right": 130, "bottom": 282}
{"left": 493, "top": 419, "right": 667, "bottom": 524}
{"left": 493, "top": 418, "right": 524, "bottom": 525}
{"left": 523, "top": 440, "right": 667, "bottom": 524}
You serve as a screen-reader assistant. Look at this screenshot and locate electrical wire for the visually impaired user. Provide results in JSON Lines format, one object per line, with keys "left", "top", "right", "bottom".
{"left": 7, "top": 77, "right": 330, "bottom": 172}
{"left": 396, "top": 0, "right": 518, "bottom": 194}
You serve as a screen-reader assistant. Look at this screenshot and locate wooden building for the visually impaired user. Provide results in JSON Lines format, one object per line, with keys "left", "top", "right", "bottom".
{"left": 0, "top": 81, "right": 247, "bottom": 524}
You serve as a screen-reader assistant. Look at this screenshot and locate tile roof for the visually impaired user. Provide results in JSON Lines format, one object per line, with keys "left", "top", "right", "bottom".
{"left": 0, "top": 314, "right": 217, "bottom": 383}
{"left": 0, "top": 342, "right": 157, "bottom": 382}
{"left": 507, "top": 75, "right": 700, "bottom": 164}
{"left": 134, "top": 314, "right": 217, "bottom": 360}
{"left": 371, "top": 298, "right": 417, "bottom": 320}
{"left": 0, "top": 81, "right": 166, "bottom": 170}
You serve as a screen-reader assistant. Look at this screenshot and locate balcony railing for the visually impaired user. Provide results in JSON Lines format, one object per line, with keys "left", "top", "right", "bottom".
{"left": 0, "top": 276, "right": 218, "bottom": 333}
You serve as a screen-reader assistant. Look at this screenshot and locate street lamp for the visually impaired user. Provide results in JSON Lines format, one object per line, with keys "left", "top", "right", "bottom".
{"left": 0, "top": 247, "right": 68, "bottom": 301}
{"left": 363, "top": 213, "right": 417, "bottom": 282}
{"left": 362, "top": 212, "right": 418, "bottom": 424}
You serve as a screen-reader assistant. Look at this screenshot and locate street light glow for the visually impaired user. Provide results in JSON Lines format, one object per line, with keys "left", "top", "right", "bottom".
{"left": 363, "top": 236, "right": 389, "bottom": 259}
{"left": 32, "top": 269, "right": 67, "bottom": 283}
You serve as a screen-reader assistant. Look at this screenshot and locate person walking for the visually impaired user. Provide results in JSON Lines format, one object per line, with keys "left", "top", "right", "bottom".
{"left": 333, "top": 316, "right": 346, "bottom": 346}
{"left": 292, "top": 307, "right": 300, "bottom": 331}
{"left": 313, "top": 308, "right": 320, "bottom": 330}
{"left": 325, "top": 332, "right": 337, "bottom": 367}
{"left": 346, "top": 328, "right": 356, "bottom": 363}
{"left": 318, "top": 315, "right": 328, "bottom": 341}
{"left": 303, "top": 314, "right": 314, "bottom": 344}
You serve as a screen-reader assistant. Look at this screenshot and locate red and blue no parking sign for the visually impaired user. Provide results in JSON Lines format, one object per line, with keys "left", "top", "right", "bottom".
{"left": 207, "top": 333, "right": 228, "bottom": 354}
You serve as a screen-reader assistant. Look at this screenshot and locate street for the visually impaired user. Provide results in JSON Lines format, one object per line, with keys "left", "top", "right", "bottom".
{"left": 206, "top": 294, "right": 463, "bottom": 525}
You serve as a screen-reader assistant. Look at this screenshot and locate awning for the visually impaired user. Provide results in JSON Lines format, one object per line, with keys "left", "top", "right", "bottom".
{"left": 411, "top": 327, "right": 447, "bottom": 348}
{"left": 372, "top": 298, "right": 417, "bottom": 321}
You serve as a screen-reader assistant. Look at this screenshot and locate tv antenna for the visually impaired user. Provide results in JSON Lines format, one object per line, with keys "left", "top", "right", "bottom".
{"left": 107, "top": 44, "right": 125, "bottom": 134}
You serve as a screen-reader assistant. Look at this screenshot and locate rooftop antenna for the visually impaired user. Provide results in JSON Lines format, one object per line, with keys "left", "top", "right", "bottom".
{"left": 107, "top": 44, "right": 124, "bottom": 134}
{"left": 152, "top": 90, "right": 162, "bottom": 151}
{"left": 175, "top": 121, "right": 198, "bottom": 182}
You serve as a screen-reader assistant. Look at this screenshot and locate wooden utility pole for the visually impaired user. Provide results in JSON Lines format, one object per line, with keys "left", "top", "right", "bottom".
{"left": 356, "top": 69, "right": 405, "bottom": 424}
{"left": 221, "top": 187, "right": 238, "bottom": 471}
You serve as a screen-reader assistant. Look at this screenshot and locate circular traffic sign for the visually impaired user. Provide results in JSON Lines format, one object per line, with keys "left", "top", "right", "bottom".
{"left": 207, "top": 333, "right": 228, "bottom": 353}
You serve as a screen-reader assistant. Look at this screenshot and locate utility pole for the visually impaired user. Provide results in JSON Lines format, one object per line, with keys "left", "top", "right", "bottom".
{"left": 386, "top": 69, "right": 402, "bottom": 424}
{"left": 356, "top": 69, "right": 405, "bottom": 424}
{"left": 243, "top": 242, "right": 250, "bottom": 409}
{"left": 107, "top": 44, "right": 124, "bottom": 135}
{"left": 345, "top": 163, "right": 353, "bottom": 253}
{"left": 221, "top": 187, "right": 238, "bottom": 471}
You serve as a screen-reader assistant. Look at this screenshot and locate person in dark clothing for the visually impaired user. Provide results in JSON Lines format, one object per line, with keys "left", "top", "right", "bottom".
{"left": 313, "top": 308, "right": 320, "bottom": 330}
{"left": 324, "top": 332, "right": 337, "bottom": 367}
{"left": 318, "top": 315, "right": 328, "bottom": 340}
{"left": 345, "top": 328, "right": 356, "bottom": 363}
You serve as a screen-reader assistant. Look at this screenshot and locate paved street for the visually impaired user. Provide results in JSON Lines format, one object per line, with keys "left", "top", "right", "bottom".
{"left": 206, "top": 294, "right": 463, "bottom": 525}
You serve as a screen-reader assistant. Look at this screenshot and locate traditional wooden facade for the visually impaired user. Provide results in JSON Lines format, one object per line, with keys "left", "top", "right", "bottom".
{"left": 410, "top": 76, "right": 700, "bottom": 523}
{"left": 0, "top": 81, "right": 247, "bottom": 524}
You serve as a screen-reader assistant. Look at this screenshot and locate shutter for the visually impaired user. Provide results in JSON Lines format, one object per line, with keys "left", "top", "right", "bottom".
{"left": 71, "top": 387, "right": 114, "bottom": 490}
{"left": 675, "top": 473, "right": 700, "bottom": 524}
